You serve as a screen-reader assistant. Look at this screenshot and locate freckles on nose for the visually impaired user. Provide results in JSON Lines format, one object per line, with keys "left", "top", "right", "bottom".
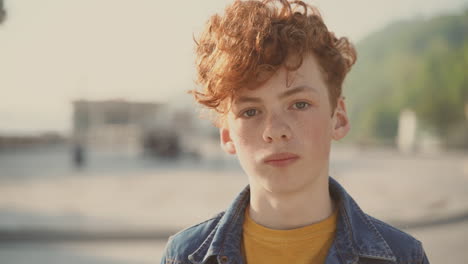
{"left": 262, "top": 118, "right": 293, "bottom": 142}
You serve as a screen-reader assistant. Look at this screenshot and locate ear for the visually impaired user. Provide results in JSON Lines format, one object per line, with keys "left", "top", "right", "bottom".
{"left": 331, "top": 96, "right": 350, "bottom": 141}
{"left": 220, "top": 127, "right": 236, "bottom": 155}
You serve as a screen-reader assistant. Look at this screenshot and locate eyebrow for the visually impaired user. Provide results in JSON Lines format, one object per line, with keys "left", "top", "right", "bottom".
{"left": 234, "top": 85, "right": 318, "bottom": 104}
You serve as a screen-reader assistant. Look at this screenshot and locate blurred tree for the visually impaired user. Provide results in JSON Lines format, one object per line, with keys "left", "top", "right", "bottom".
{"left": 345, "top": 8, "right": 468, "bottom": 148}
{"left": 0, "top": 0, "right": 6, "bottom": 24}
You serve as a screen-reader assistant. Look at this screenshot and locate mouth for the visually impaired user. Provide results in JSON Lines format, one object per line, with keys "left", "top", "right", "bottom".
{"left": 263, "top": 152, "right": 300, "bottom": 168}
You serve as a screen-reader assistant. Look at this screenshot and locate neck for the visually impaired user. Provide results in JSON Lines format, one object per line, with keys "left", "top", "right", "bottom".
{"left": 248, "top": 176, "right": 334, "bottom": 230}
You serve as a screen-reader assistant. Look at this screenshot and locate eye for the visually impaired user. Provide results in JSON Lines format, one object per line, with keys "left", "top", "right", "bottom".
{"left": 292, "top": 101, "right": 310, "bottom": 110}
{"left": 242, "top": 109, "right": 258, "bottom": 118}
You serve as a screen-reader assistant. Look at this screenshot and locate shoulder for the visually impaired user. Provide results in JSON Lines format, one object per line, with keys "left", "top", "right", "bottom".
{"left": 367, "top": 214, "right": 427, "bottom": 263}
{"left": 161, "top": 212, "right": 224, "bottom": 264}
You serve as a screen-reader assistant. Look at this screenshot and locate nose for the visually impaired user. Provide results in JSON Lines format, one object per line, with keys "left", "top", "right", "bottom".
{"left": 262, "top": 114, "right": 292, "bottom": 143}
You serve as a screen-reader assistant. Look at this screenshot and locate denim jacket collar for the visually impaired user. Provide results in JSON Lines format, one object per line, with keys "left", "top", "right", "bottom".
{"left": 188, "top": 185, "right": 249, "bottom": 264}
{"left": 327, "top": 177, "right": 397, "bottom": 264}
{"left": 188, "top": 177, "right": 397, "bottom": 264}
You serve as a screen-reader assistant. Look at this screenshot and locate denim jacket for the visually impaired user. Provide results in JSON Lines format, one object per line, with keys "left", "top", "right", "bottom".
{"left": 161, "top": 177, "right": 430, "bottom": 264}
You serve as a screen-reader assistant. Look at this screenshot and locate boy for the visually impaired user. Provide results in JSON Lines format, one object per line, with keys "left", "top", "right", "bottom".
{"left": 161, "top": 0, "right": 429, "bottom": 263}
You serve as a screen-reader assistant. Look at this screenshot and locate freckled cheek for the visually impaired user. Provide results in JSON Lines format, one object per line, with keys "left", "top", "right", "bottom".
{"left": 298, "top": 116, "right": 332, "bottom": 150}
{"left": 231, "top": 122, "right": 260, "bottom": 151}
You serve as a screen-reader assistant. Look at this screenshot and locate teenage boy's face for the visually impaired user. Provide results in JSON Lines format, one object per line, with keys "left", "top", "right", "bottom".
{"left": 220, "top": 53, "right": 349, "bottom": 194}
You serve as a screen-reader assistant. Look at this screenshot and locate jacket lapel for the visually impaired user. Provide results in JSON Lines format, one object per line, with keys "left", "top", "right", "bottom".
{"left": 328, "top": 177, "right": 397, "bottom": 263}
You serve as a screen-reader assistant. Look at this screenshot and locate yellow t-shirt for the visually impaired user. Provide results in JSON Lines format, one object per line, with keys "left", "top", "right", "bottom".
{"left": 242, "top": 207, "right": 338, "bottom": 264}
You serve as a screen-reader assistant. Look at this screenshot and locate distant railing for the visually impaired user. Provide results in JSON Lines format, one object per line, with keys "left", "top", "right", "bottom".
{"left": 2, "top": 211, "right": 468, "bottom": 244}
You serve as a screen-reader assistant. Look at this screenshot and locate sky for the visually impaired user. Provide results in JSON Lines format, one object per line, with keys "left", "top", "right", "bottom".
{"left": 1, "top": 0, "right": 467, "bottom": 134}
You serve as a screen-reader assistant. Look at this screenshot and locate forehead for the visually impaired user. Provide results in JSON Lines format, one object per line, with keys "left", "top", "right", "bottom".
{"left": 231, "top": 53, "right": 328, "bottom": 102}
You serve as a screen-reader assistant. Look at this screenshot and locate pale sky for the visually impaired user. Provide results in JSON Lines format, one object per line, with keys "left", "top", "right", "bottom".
{"left": 1, "top": 0, "right": 467, "bottom": 134}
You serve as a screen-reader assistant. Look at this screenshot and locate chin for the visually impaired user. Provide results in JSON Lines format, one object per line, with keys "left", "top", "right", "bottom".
{"left": 256, "top": 172, "right": 316, "bottom": 195}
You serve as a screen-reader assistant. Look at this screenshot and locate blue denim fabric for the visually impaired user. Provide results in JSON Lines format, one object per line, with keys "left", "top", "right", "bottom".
{"left": 161, "top": 177, "right": 430, "bottom": 264}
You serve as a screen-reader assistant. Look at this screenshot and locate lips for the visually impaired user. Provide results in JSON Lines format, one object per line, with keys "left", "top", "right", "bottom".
{"left": 263, "top": 152, "right": 300, "bottom": 167}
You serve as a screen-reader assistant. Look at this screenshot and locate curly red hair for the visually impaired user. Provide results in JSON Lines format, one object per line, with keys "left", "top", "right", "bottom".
{"left": 190, "top": 0, "right": 357, "bottom": 126}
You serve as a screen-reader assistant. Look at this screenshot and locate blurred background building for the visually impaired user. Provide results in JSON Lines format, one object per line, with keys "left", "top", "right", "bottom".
{"left": 73, "top": 100, "right": 164, "bottom": 153}
{"left": 71, "top": 99, "right": 212, "bottom": 159}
